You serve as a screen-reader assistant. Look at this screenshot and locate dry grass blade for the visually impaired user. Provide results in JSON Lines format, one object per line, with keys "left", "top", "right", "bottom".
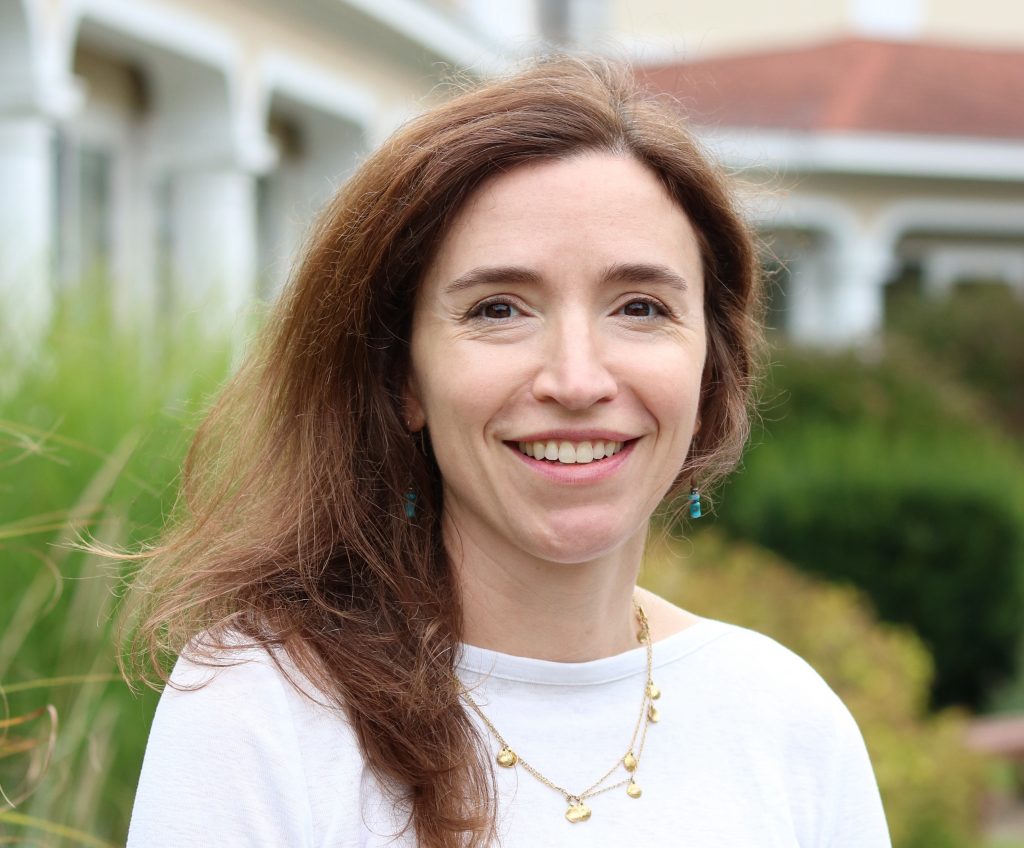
{"left": 0, "top": 811, "right": 118, "bottom": 848}
{"left": 1, "top": 430, "right": 140, "bottom": 686}
{"left": 0, "top": 550, "right": 63, "bottom": 682}
{"left": 0, "top": 676, "right": 123, "bottom": 696}
{"left": 0, "top": 709, "right": 47, "bottom": 730}
{"left": 0, "top": 737, "right": 42, "bottom": 758}
{"left": 0, "top": 705, "right": 57, "bottom": 810}
{"left": 0, "top": 419, "right": 156, "bottom": 496}
{"left": 0, "top": 518, "right": 96, "bottom": 543}
{"left": 0, "top": 418, "right": 69, "bottom": 467}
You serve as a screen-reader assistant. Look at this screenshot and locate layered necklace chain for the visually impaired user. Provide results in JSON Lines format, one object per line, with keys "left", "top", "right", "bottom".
{"left": 460, "top": 598, "right": 661, "bottom": 824}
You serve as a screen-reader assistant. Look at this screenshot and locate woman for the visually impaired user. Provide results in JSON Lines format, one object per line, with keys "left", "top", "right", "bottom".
{"left": 124, "top": 57, "right": 891, "bottom": 846}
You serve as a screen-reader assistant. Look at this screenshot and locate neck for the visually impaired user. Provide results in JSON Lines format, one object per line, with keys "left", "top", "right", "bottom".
{"left": 447, "top": 517, "right": 647, "bottom": 663}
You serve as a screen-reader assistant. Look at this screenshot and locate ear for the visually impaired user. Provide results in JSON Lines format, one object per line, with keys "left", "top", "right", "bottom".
{"left": 403, "top": 374, "right": 427, "bottom": 433}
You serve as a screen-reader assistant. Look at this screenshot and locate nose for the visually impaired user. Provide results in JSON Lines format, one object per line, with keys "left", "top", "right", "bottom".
{"left": 531, "top": 314, "right": 618, "bottom": 410}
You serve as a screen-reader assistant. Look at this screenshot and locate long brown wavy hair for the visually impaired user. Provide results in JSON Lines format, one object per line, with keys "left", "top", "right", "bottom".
{"left": 118, "top": 56, "right": 763, "bottom": 847}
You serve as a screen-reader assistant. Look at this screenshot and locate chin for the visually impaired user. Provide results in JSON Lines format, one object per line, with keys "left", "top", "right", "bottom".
{"left": 520, "top": 516, "right": 646, "bottom": 565}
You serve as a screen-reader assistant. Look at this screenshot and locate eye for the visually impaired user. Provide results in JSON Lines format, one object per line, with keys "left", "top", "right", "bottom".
{"left": 471, "top": 299, "right": 522, "bottom": 321}
{"left": 619, "top": 298, "right": 665, "bottom": 319}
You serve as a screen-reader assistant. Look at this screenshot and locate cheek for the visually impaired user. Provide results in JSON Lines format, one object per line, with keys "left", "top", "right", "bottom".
{"left": 434, "top": 341, "right": 527, "bottom": 408}
{"left": 418, "top": 351, "right": 516, "bottom": 451}
{"left": 639, "top": 349, "right": 705, "bottom": 418}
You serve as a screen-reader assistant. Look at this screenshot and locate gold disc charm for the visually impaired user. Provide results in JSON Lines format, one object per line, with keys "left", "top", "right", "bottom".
{"left": 623, "top": 751, "right": 637, "bottom": 772}
{"left": 648, "top": 704, "right": 660, "bottom": 723}
{"left": 646, "top": 681, "right": 661, "bottom": 700}
{"left": 626, "top": 780, "right": 642, "bottom": 799}
{"left": 565, "top": 799, "right": 592, "bottom": 823}
{"left": 496, "top": 746, "right": 518, "bottom": 767}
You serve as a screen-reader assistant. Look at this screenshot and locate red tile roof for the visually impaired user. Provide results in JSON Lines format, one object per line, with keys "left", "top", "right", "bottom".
{"left": 639, "top": 37, "right": 1024, "bottom": 141}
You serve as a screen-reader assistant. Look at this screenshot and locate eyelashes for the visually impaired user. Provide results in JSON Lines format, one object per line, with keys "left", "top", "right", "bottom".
{"left": 467, "top": 297, "right": 524, "bottom": 321}
{"left": 465, "top": 295, "right": 676, "bottom": 322}
{"left": 616, "top": 296, "right": 674, "bottom": 319}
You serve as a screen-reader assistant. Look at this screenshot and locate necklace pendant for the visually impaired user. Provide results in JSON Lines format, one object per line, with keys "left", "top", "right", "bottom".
{"left": 648, "top": 704, "right": 660, "bottom": 723}
{"left": 626, "top": 779, "right": 642, "bottom": 799}
{"left": 646, "top": 681, "right": 661, "bottom": 700}
{"left": 623, "top": 751, "right": 637, "bottom": 772}
{"left": 565, "top": 799, "right": 592, "bottom": 823}
{"left": 496, "top": 746, "right": 518, "bottom": 767}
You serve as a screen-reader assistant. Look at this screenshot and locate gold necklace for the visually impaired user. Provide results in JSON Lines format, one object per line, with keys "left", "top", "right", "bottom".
{"left": 461, "top": 598, "right": 661, "bottom": 824}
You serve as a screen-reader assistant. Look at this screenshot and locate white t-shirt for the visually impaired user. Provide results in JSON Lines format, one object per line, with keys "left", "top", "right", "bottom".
{"left": 127, "top": 617, "right": 891, "bottom": 847}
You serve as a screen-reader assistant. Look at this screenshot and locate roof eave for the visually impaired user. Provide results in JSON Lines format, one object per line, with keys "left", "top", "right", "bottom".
{"left": 702, "top": 127, "right": 1024, "bottom": 182}
{"left": 339, "top": 0, "right": 508, "bottom": 75}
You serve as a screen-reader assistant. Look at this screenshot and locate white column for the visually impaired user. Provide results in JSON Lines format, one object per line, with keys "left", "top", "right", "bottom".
{"left": 168, "top": 167, "right": 257, "bottom": 334}
{"left": 828, "top": 232, "right": 891, "bottom": 346}
{"left": 785, "top": 245, "right": 832, "bottom": 346}
{"left": 0, "top": 116, "right": 55, "bottom": 361}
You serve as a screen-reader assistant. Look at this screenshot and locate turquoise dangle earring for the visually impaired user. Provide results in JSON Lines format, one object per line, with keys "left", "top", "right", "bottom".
{"left": 404, "top": 415, "right": 420, "bottom": 520}
{"left": 688, "top": 417, "right": 703, "bottom": 520}
{"left": 688, "top": 482, "right": 702, "bottom": 519}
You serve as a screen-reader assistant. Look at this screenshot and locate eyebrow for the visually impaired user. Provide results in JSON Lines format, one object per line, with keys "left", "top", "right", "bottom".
{"left": 442, "top": 262, "right": 690, "bottom": 296}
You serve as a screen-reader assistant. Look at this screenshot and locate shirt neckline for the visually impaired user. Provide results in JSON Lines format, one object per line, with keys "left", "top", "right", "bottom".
{"left": 456, "top": 616, "right": 730, "bottom": 687}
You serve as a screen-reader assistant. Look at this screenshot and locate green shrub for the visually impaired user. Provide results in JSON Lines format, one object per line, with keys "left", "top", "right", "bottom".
{"left": 0, "top": 283, "right": 237, "bottom": 844}
{"left": 642, "top": 530, "right": 988, "bottom": 848}
{"left": 704, "top": 346, "right": 1024, "bottom": 710}
{"left": 886, "top": 283, "right": 1024, "bottom": 435}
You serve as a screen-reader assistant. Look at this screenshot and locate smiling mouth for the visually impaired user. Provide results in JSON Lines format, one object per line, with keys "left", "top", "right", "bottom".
{"left": 512, "top": 439, "right": 630, "bottom": 465}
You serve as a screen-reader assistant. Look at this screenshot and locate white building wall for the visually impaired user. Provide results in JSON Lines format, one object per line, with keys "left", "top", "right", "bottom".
{"left": 0, "top": 117, "right": 54, "bottom": 359}
{"left": 606, "top": 0, "right": 1024, "bottom": 61}
{"left": 5, "top": 0, "right": 1021, "bottom": 355}
{"left": 0, "top": 0, "right": 504, "bottom": 358}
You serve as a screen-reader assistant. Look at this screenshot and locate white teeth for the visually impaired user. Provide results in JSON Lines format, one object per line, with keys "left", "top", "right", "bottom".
{"left": 516, "top": 439, "right": 625, "bottom": 464}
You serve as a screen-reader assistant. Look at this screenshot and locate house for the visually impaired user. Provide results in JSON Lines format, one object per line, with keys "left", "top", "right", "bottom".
{"left": 640, "top": 37, "right": 1024, "bottom": 345}
{"left": 4, "top": 0, "right": 1022, "bottom": 351}
{"left": 0, "top": 0, "right": 505, "bottom": 349}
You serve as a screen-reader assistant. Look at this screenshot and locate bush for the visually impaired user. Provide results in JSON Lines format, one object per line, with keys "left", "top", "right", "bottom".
{"left": 886, "top": 283, "right": 1024, "bottom": 435}
{"left": 0, "top": 283, "right": 237, "bottom": 844}
{"left": 641, "top": 529, "right": 988, "bottom": 848}
{"left": 705, "top": 346, "right": 1024, "bottom": 710}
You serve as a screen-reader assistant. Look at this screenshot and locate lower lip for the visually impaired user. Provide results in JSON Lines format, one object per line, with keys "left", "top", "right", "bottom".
{"left": 506, "top": 440, "right": 637, "bottom": 484}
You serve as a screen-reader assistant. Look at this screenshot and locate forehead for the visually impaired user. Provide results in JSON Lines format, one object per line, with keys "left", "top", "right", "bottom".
{"left": 422, "top": 152, "right": 704, "bottom": 292}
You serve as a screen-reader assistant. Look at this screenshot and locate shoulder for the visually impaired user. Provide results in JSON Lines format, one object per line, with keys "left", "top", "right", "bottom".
{"left": 152, "top": 634, "right": 311, "bottom": 735}
{"left": 644, "top": 590, "right": 849, "bottom": 716}
{"left": 659, "top": 612, "right": 862, "bottom": 744}
{"left": 129, "top": 631, "right": 366, "bottom": 847}
{"left": 686, "top": 621, "right": 891, "bottom": 846}
{"left": 702, "top": 619, "right": 834, "bottom": 688}
{"left": 157, "top": 629, "right": 364, "bottom": 769}
{"left": 165, "top": 630, "right": 326, "bottom": 706}
{"left": 658, "top": 617, "right": 889, "bottom": 827}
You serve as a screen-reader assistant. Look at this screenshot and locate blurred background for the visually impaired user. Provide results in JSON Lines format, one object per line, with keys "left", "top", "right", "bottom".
{"left": 2, "top": 0, "right": 1023, "bottom": 845}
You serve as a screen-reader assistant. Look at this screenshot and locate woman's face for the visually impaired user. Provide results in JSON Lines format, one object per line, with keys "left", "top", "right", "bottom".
{"left": 406, "top": 152, "right": 706, "bottom": 564}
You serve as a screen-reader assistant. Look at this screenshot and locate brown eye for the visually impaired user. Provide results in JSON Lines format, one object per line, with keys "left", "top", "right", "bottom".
{"left": 480, "top": 302, "right": 517, "bottom": 320}
{"left": 623, "top": 300, "right": 655, "bottom": 318}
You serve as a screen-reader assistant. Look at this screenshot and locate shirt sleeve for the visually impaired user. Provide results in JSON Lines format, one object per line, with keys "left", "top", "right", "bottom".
{"left": 821, "top": 698, "right": 892, "bottom": 848}
{"left": 127, "top": 647, "right": 316, "bottom": 848}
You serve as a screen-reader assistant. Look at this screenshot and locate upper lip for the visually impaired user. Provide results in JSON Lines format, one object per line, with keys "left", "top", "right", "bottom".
{"left": 505, "top": 430, "right": 638, "bottom": 443}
